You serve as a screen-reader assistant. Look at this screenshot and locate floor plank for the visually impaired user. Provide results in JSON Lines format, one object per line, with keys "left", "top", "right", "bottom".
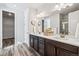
{"left": 0, "top": 43, "right": 40, "bottom": 56}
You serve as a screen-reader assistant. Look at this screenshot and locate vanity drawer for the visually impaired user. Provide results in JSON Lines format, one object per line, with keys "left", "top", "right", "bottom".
{"left": 39, "top": 37, "right": 45, "bottom": 44}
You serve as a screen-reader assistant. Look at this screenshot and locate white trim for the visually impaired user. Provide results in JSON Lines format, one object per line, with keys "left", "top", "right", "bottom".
{"left": 0, "top": 8, "right": 16, "bottom": 49}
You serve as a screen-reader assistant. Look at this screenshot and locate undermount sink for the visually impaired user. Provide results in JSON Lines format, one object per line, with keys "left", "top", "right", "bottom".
{"left": 52, "top": 35, "right": 79, "bottom": 41}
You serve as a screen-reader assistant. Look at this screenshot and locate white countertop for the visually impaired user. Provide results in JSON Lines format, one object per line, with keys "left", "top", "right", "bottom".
{"left": 30, "top": 33, "right": 79, "bottom": 47}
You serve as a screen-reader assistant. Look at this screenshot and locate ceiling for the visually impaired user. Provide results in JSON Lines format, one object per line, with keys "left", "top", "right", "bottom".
{"left": 60, "top": 3, "right": 79, "bottom": 15}
{"left": 22, "top": 3, "right": 79, "bottom": 15}
{"left": 0, "top": 3, "right": 56, "bottom": 12}
{"left": 0, "top": 3, "right": 79, "bottom": 16}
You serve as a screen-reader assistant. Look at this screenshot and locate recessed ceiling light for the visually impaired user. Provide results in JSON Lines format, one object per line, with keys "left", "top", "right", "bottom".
{"left": 60, "top": 3, "right": 64, "bottom": 6}
{"left": 67, "top": 3, "right": 73, "bottom": 6}
{"left": 54, "top": 4, "right": 61, "bottom": 11}
{"left": 55, "top": 4, "right": 59, "bottom": 9}
{"left": 54, "top": 3, "right": 73, "bottom": 11}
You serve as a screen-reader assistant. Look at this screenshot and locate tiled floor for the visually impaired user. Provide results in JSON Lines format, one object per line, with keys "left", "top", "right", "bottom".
{"left": 3, "top": 38, "right": 14, "bottom": 48}
{"left": 0, "top": 43, "right": 39, "bottom": 56}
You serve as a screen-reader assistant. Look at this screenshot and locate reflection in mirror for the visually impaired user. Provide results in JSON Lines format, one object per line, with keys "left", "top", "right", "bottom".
{"left": 60, "top": 14, "right": 68, "bottom": 35}
{"left": 42, "top": 20, "right": 44, "bottom": 32}
{"left": 42, "top": 17, "right": 54, "bottom": 36}
{"left": 44, "top": 17, "right": 51, "bottom": 29}
{"left": 2, "top": 11, "right": 15, "bottom": 48}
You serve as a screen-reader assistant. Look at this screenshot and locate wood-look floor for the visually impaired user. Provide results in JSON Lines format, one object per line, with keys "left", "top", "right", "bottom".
{"left": 0, "top": 43, "right": 39, "bottom": 56}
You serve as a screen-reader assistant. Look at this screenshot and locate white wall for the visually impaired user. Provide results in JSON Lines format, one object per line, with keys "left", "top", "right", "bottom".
{"left": 15, "top": 8, "right": 25, "bottom": 44}
{"left": 24, "top": 8, "right": 30, "bottom": 46}
{"left": 0, "top": 10, "right": 2, "bottom": 49}
{"left": 69, "top": 10, "right": 79, "bottom": 35}
{"left": 0, "top": 4, "right": 28, "bottom": 48}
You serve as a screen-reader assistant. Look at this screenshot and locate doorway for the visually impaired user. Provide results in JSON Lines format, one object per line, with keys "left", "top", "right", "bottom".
{"left": 2, "top": 11, "right": 15, "bottom": 48}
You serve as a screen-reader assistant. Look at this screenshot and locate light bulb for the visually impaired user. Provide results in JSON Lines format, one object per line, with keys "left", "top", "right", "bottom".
{"left": 60, "top": 3, "right": 64, "bottom": 6}
{"left": 55, "top": 4, "right": 59, "bottom": 9}
{"left": 54, "top": 4, "right": 61, "bottom": 11}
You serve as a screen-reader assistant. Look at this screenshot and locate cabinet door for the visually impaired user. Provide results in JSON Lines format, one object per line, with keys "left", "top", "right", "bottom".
{"left": 39, "top": 43, "right": 44, "bottom": 56}
{"left": 45, "top": 42, "right": 56, "bottom": 56}
{"left": 30, "top": 35, "right": 34, "bottom": 48}
{"left": 38, "top": 38, "right": 45, "bottom": 56}
{"left": 57, "top": 48, "right": 77, "bottom": 56}
{"left": 33, "top": 36, "right": 38, "bottom": 51}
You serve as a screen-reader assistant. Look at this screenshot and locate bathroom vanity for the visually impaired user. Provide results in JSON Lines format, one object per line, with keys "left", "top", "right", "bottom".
{"left": 29, "top": 34, "right": 79, "bottom": 56}
{"left": 29, "top": 7, "right": 79, "bottom": 56}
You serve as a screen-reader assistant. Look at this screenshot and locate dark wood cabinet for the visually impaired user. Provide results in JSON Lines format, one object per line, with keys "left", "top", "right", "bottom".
{"left": 57, "top": 48, "right": 77, "bottom": 56}
{"left": 33, "top": 36, "right": 38, "bottom": 51}
{"left": 38, "top": 37, "right": 45, "bottom": 56}
{"left": 29, "top": 34, "right": 79, "bottom": 56}
{"left": 77, "top": 48, "right": 79, "bottom": 56}
{"left": 45, "top": 42, "right": 56, "bottom": 56}
{"left": 30, "top": 35, "right": 34, "bottom": 48}
{"left": 30, "top": 35, "right": 39, "bottom": 52}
